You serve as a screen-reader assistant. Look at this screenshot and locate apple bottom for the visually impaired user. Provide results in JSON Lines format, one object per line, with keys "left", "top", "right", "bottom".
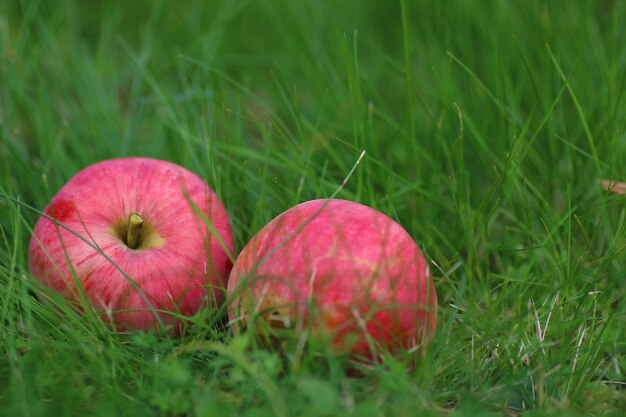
{"left": 103, "top": 282, "right": 222, "bottom": 335}
{"left": 230, "top": 277, "right": 437, "bottom": 360}
{"left": 29, "top": 248, "right": 224, "bottom": 335}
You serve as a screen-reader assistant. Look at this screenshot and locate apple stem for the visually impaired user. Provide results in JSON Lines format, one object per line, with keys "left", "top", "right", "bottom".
{"left": 126, "top": 213, "right": 144, "bottom": 249}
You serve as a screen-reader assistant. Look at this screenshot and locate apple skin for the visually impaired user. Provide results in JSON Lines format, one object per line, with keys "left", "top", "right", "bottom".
{"left": 28, "top": 157, "right": 234, "bottom": 333}
{"left": 227, "top": 199, "right": 437, "bottom": 359}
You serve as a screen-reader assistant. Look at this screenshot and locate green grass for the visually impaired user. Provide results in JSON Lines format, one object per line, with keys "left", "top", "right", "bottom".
{"left": 1, "top": 0, "right": 625, "bottom": 415}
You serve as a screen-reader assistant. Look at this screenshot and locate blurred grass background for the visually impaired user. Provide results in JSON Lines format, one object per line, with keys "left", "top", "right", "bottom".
{"left": 1, "top": 0, "right": 625, "bottom": 415}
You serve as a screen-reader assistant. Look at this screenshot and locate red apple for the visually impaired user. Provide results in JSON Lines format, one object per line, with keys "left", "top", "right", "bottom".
{"left": 28, "top": 157, "right": 234, "bottom": 333}
{"left": 227, "top": 199, "right": 437, "bottom": 359}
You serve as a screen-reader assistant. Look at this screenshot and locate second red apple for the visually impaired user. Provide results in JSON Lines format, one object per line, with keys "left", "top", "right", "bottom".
{"left": 227, "top": 199, "right": 437, "bottom": 359}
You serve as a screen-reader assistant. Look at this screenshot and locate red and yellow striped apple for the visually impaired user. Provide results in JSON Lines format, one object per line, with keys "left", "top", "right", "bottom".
{"left": 227, "top": 199, "right": 437, "bottom": 359}
{"left": 28, "top": 157, "right": 233, "bottom": 333}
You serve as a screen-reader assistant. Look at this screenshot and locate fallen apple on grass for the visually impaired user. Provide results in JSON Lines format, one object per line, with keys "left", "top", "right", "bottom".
{"left": 227, "top": 199, "right": 437, "bottom": 360}
{"left": 28, "top": 157, "right": 234, "bottom": 333}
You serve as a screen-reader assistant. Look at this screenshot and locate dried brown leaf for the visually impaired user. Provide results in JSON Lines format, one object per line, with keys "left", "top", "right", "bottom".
{"left": 598, "top": 179, "right": 626, "bottom": 195}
